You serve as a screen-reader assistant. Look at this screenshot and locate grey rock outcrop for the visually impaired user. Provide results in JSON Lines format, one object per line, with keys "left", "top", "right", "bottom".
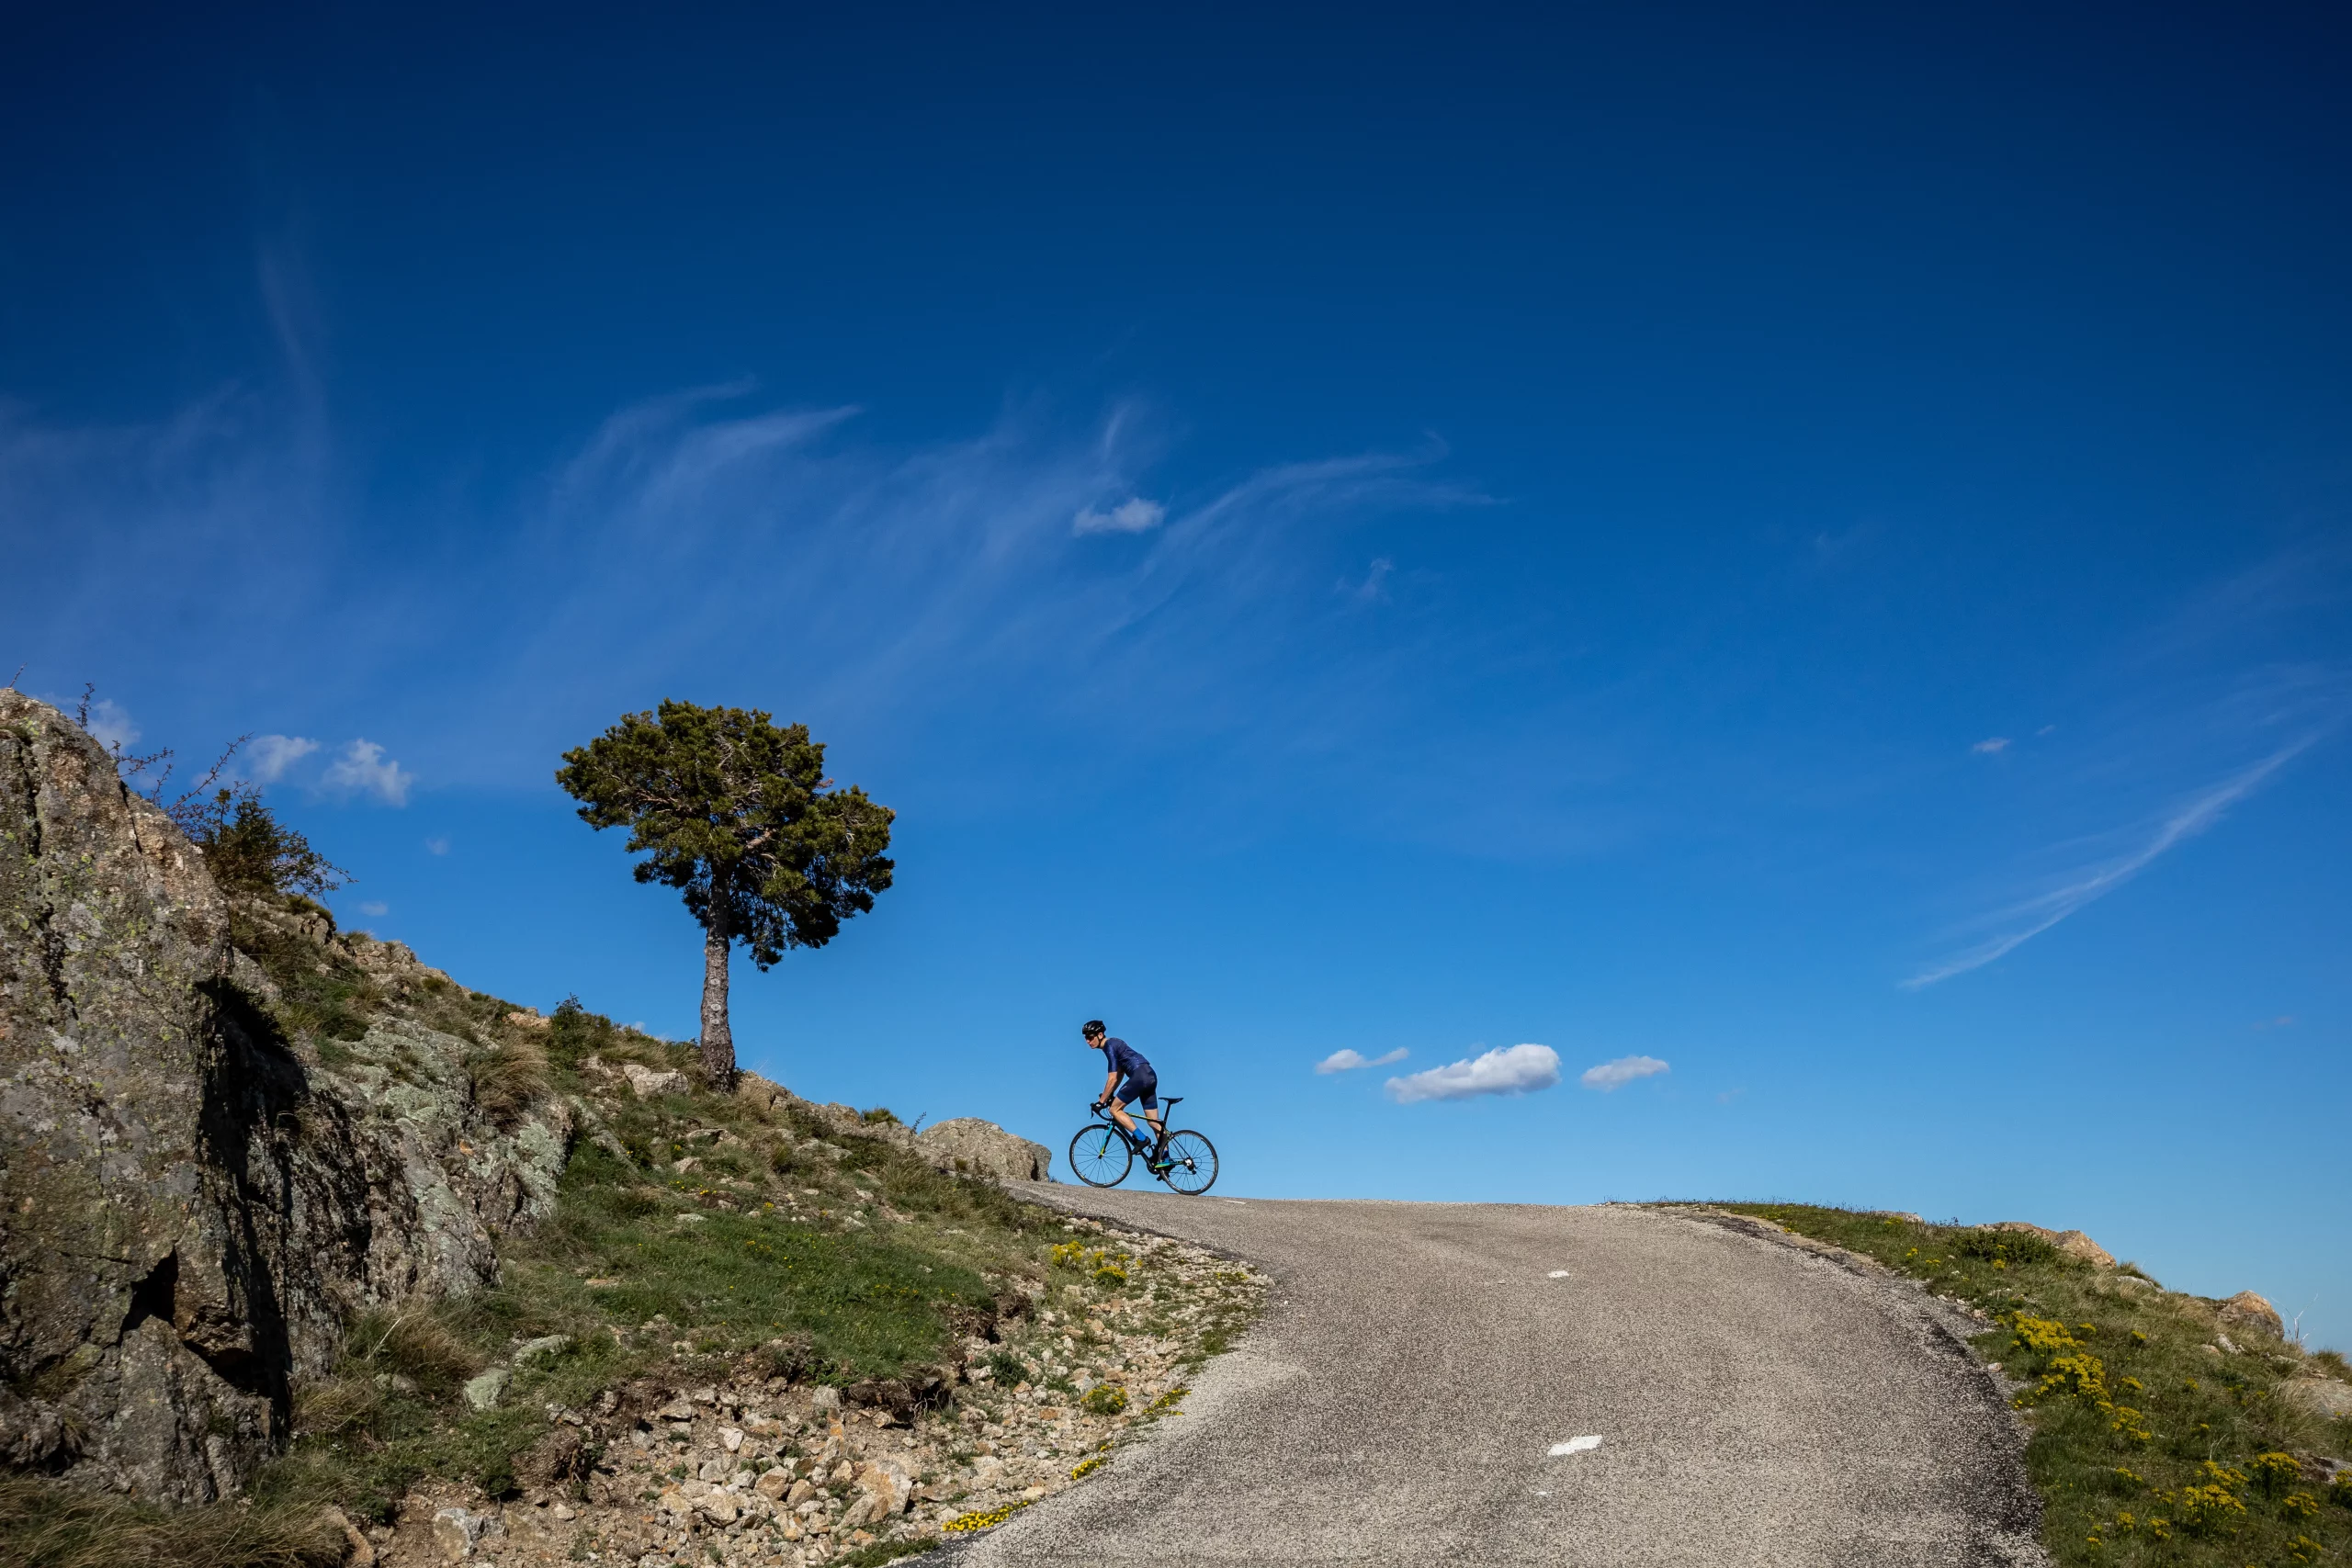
{"left": 0, "top": 694, "right": 570, "bottom": 1503}
{"left": 622, "top": 1063, "right": 691, "bottom": 1098}
{"left": 916, "top": 1118, "right": 1054, "bottom": 1182}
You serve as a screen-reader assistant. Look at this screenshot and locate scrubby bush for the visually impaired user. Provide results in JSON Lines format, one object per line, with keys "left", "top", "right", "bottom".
{"left": 1955, "top": 1227, "right": 2059, "bottom": 1268}
{"left": 546, "top": 994, "right": 612, "bottom": 1069}
{"left": 187, "top": 790, "right": 348, "bottom": 901}
{"left": 1079, "top": 1383, "right": 1128, "bottom": 1416}
{"left": 2251, "top": 1452, "right": 2306, "bottom": 1496}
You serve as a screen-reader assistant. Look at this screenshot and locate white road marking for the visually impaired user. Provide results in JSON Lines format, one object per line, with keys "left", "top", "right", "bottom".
{"left": 1548, "top": 1436, "right": 1603, "bottom": 1456}
{"left": 1547, "top": 1269, "right": 1571, "bottom": 1278}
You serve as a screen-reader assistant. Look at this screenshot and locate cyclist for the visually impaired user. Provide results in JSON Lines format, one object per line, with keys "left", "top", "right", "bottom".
{"left": 1084, "top": 1021, "right": 1172, "bottom": 1171}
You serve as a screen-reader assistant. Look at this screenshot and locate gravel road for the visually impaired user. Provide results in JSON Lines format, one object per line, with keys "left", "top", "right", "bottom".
{"left": 946, "top": 1189, "right": 2043, "bottom": 1567}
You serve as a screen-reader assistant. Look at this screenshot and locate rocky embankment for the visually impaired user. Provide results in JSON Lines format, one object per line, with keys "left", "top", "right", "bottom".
{"left": 1, "top": 693, "right": 590, "bottom": 1502}
{"left": 0, "top": 691, "right": 1102, "bottom": 1540}
{"left": 371, "top": 1214, "right": 1260, "bottom": 1567}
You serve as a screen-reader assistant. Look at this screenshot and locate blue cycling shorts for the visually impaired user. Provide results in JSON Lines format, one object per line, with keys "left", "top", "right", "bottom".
{"left": 1114, "top": 1075, "right": 1159, "bottom": 1111}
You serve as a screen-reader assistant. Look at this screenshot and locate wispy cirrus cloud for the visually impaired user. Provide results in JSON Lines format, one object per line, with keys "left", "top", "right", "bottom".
{"left": 1905, "top": 547, "right": 2352, "bottom": 988}
{"left": 4, "top": 369, "right": 1507, "bottom": 836}
{"left": 1315, "top": 1046, "right": 1408, "bottom": 1073}
{"left": 1905, "top": 734, "right": 2322, "bottom": 988}
{"left": 1385, "top": 1043, "right": 1560, "bottom": 1103}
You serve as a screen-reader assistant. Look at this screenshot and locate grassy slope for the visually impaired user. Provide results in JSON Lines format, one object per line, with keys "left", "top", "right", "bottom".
{"left": 3, "top": 909, "right": 1088, "bottom": 1568}
{"left": 259, "top": 997, "right": 1068, "bottom": 1519}
{"left": 1704, "top": 1204, "right": 2352, "bottom": 1567}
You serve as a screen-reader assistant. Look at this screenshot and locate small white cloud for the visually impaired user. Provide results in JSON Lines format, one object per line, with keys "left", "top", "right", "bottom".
{"left": 1972, "top": 737, "right": 2011, "bottom": 754}
{"left": 424, "top": 836, "right": 451, "bottom": 855}
{"left": 356, "top": 900, "right": 390, "bottom": 917}
{"left": 322, "top": 739, "right": 414, "bottom": 807}
{"left": 1386, "top": 1043, "right": 1560, "bottom": 1104}
{"left": 1580, "top": 1055, "right": 1670, "bottom": 1091}
{"left": 1072, "top": 497, "right": 1166, "bottom": 536}
{"left": 1315, "top": 1046, "right": 1408, "bottom": 1074}
{"left": 246, "top": 734, "right": 320, "bottom": 783}
{"left": 85, "top": 698, "right": 140, "bottom": 751}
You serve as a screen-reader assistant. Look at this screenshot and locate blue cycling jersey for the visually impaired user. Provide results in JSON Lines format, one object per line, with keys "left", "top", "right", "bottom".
{"left": 1102, "top": 1037, "right": 1154, "bottom": 1084}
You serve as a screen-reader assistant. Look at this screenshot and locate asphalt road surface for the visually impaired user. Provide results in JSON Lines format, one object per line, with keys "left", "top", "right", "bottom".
{"left": 944, "top": 1189, "right": 2043, "bottom": 1568}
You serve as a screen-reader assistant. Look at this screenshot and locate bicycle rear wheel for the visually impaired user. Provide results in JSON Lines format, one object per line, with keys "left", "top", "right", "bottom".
{"left": 1155, "top": 1130, "right": 1217, "bottom": 1195}
{"left": 1069, "top": 1123, "right": 1134, "bottom": 1188}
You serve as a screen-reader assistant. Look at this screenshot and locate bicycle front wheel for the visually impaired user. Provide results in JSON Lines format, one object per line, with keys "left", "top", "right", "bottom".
{"left": 1156, "top": 1130, "right": 1217, "bottom": 1195}
{"left": 1069, "top": 1123, "right": 1134, "bottom": 1188}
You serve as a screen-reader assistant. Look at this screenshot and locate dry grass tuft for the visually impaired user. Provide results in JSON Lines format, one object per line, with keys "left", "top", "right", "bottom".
{"left": 0, "top": 1477, "right": 345, "bottom": 1568}
{"left": 466, "top": 1037, "right": 550, "bottom": 1129}
{"left": 347, "top": 1301, "right": 485, "bottom": 1398}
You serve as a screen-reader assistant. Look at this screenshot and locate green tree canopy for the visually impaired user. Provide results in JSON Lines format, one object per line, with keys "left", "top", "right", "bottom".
{"left": 555, "top": 701, "right": 895, "bottom": 1085}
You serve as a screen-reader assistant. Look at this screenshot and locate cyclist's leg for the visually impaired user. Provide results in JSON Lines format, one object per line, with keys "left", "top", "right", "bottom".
{"left": 1116, "top": 1079, "right": 1161, "bottom": 1150}
{"left": 1107, "top": 1098, "right": 1140, "bottom": 1138}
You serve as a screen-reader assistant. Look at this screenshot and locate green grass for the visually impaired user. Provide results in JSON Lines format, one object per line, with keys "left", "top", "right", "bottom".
{"left": 245, "top": 999, "right": 1063, "bottom": 1530}
{"left": 1704, "top": 1204, "right": 2352, "bottom": 1567}
{"left": 229, "top": 907, "right": 384, "bottom": 1042}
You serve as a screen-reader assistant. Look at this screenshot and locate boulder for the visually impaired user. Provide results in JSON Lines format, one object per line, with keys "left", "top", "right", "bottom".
{"left": 733, "top": 1070, "right": 793, "bottom": 1111}
{"left": 854, "top": 1457, "right": 916, "bottom": 1517}
{"left": 431, "top": 1506, "right": 485, "bottom": 1561}
{"left": 1984, "top": 1222, "right": 2115, "bottom": 1269}
{"left": 2218, "top": 1290, "right": 2284, "bottom": 1337}
{"left": 623, "top": 1063, "right": 691, "bottom": 1098}
{"left": 0, "top": 694, "right": 572, "bottom": 1503}
{"left": 917, "top": 1117, "right": 1055, "bottom": 1182}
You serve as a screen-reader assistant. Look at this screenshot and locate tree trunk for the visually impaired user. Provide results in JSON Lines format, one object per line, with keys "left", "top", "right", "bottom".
{"left": 699, "top": 915, "right": 736, "bottom": 1089}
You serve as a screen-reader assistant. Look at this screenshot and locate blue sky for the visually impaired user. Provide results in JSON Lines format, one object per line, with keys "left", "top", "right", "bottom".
{"left": 6, "top": 4, "right": 2350, "bottom": 1341}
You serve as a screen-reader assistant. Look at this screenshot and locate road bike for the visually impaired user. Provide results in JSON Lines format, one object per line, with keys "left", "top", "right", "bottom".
{"left": 1068, "top": 1098, "right": 1218, "bottom": 1195}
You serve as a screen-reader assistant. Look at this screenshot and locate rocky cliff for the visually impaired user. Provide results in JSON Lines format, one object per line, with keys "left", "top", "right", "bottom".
{"left": 0, "top": 694, "right": 572, "bottom": 1504}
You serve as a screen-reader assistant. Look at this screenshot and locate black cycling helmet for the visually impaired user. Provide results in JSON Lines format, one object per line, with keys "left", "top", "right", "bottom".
{"left": 1082, "top": 1020, "right": 1106, "bottom": 1040}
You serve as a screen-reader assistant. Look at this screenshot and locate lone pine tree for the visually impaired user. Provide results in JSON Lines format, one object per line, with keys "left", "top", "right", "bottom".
{"left": 556, "top": 701, "right": 894, "bottom": 1086}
